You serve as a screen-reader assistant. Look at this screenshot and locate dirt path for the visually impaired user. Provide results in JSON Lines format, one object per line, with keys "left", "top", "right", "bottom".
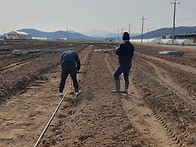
{"left": 0, "top": 67, "right": 69, "bottom": 146}
{"left": 104, "top": 52, "right": 176, "bottom": 147}
{"left": 145, "top": 60, "right": 196, "bottom": 106}
{"left": 40, "top": 45, "right": 155, "bottom": 146}
{"left": 0, "top": 41, "right": 195, "bottom": 147}
{"left": 132, "top": 47, "right": 196, "bottom": 146}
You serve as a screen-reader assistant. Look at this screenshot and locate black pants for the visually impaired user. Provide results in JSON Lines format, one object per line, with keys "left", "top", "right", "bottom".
{"left": 114, "top": 63, "right": 132, "bottom": 81}
{"left": 59, "top": 63, "right": 78, "bottom": 92}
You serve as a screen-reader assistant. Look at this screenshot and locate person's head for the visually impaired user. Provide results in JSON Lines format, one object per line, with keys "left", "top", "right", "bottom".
{"left": 122, "top": 32, "right": 130, "bottom": 42}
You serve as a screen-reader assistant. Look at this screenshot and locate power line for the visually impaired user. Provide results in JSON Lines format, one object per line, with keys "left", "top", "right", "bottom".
{"left": 122, "top": 27, "right": 124, "bottom": 35}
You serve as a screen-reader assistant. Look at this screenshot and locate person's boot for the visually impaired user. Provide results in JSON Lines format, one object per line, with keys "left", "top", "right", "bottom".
{"left": 121, "top": 81, "right": 129, "bottom": 93}
{"left": 59, "top": 92, "right": 63, "bottom": 96}
{"left": 76, "top": 90, "right": 81, "bottom": 96}
{"left": 112, "top": 80, "right": 120, "bottom": 93}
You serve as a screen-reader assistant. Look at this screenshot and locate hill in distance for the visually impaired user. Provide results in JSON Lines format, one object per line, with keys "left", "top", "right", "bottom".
{"left": 1, "top": 26, "right": 195, "bottom": 40}
{"left": 132, "top": 26, "right": 196, "bottom": 39}
{"left": 19, "top": 28, "right": 96, "bottom": 41}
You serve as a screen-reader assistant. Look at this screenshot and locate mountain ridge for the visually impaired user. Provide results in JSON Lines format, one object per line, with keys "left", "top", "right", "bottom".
{"left": 1, "top": 26, "right": 196, "bottom": 40}
{"left": 132, "top": 26, "right": 196, "bottom": 39}
{"left": 19, "top": 28, "right": 96, "bottom": 40}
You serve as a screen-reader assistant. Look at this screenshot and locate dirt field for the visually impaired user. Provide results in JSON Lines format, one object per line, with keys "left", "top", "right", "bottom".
{"left": 0, "top": 40, "right": 195, "bottom": 147}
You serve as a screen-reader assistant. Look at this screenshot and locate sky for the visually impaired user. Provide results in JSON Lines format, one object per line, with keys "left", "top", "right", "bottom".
{"left": 0, "top": 0, "right": 196, "bottom": 35}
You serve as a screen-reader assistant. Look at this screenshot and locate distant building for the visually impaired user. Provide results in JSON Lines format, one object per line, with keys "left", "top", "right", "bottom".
{"left": 7, "top": 31, "right": 32, "bottom": 40}
{"left": 175, "top": 32, "right": 196, "bottom": 43}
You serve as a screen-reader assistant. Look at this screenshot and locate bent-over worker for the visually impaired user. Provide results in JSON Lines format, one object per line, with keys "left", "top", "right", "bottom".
{"left": 59, "top": 50, "right": 81, "bottom": 96}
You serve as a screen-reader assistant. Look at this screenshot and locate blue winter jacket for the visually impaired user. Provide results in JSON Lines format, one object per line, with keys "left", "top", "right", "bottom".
{"left": 116, "top": 41, "right": 134, "bottom": 65}
{"left": 61, "top": 50, "right": 80, "bottom": 71}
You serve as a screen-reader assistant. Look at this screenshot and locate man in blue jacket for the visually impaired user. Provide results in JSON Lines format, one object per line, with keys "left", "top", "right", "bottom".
{"left": 112, "top": 32, "right": 134, "bottom": 93}
{"left": 59, "top": 50, "right": 81, "bottom": 96}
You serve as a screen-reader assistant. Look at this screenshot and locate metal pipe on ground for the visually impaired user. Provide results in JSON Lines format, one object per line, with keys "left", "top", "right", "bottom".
{"left": 34, "top": 92, "right": 68, "bottom": 147}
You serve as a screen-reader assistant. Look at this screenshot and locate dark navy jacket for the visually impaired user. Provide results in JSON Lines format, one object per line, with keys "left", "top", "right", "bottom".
{"left": 61, "top": 50, "right": 80, "bottom": 71}
{"left": 116, "top": 41, "right": 134, "bottom": 65}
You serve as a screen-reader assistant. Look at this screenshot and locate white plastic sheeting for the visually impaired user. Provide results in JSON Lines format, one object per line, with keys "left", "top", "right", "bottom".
{"left": 177, "top": 39, "right": 194, "bottom": 45}
{"left": 161, "top": 39, "right": 179, "bottom": 45}
{"left": 94, "top": 49, "right": 116, "bottom": 53}
{"left": 130, "top": 38, "right": 194, "bottom": 45}
{"left": 159, "top": 50, "right": 185, "bottom": 55}
{"left": 150, "top": 38, "right": 163, "bottom": 44}
{"left": 12, "top": 49, "right": 68, "bottom": 55}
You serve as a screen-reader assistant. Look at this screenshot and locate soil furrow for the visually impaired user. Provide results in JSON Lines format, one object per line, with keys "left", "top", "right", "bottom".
{"left": 132, "top": 67, "right": 196, "bottom": 147}
{"left": 145, "top": 60, "right": 196, "bottom": 106}
{"left": 104, "top": 52, "right": 176, "bottom": 147}
{"left": 136, "top": 52, "right": 196, "bottom": 74}
{"left": 0, "top": 41, "right": 195, "bottom": 146}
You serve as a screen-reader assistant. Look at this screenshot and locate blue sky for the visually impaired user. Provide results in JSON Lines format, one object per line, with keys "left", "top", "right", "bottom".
{"left": 0, "top": 0, "right": 196, "bottom": 35}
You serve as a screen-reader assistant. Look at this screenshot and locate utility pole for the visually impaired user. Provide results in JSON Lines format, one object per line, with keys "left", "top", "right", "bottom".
{"left": 4, "top": 29, "right": 5, "bottom": 38}
{"left": 141, "top": 16, "right": 146, "bottom": 43}
{"left": 122, "top": 27, "right": 124, "bottom": 35}
{"left": 171, "top": 0, "right": 180, "bottom": 45}
{"left": 128, "top": 24, "right": 131, "bottom": 35}
{"left": 147, "top": 29, "right": 150, "bottom": 44}
{"left": 117, "top": 29, "right": 119, "bottom": 41}
{"left": 67, "top": 26, "right": 68, "bottom": 40}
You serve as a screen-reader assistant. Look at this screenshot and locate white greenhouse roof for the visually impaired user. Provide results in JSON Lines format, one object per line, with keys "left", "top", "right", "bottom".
{"left": 16, "top": 31, "right": 28, "bottom": 35}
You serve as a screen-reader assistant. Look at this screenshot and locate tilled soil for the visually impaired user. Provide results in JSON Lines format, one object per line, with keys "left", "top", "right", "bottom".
{"left": 0, "top": 40, "right": 195, "bottom": 147}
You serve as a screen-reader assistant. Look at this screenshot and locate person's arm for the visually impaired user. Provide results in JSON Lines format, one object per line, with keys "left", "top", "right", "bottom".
{"left": 116, "top": 44, "right": 123, "bottom": 55}
{"left": 61, "top": 53, "right": 64, "bottom": 65}
{"left": 74, "top": 53, "right": 80, "bottom": 71}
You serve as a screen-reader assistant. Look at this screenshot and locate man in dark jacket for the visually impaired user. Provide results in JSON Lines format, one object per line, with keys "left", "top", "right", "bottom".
{"left": 59, "top": 50, "right": 81, "bottom": 96}
{"left": 112, "top": 32, "right": 134, "bottom": 93}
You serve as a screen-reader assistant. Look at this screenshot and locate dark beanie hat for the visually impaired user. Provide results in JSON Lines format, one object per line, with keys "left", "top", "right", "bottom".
{"left": 122, "top": 32, "right": 130, "bottom": 40}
